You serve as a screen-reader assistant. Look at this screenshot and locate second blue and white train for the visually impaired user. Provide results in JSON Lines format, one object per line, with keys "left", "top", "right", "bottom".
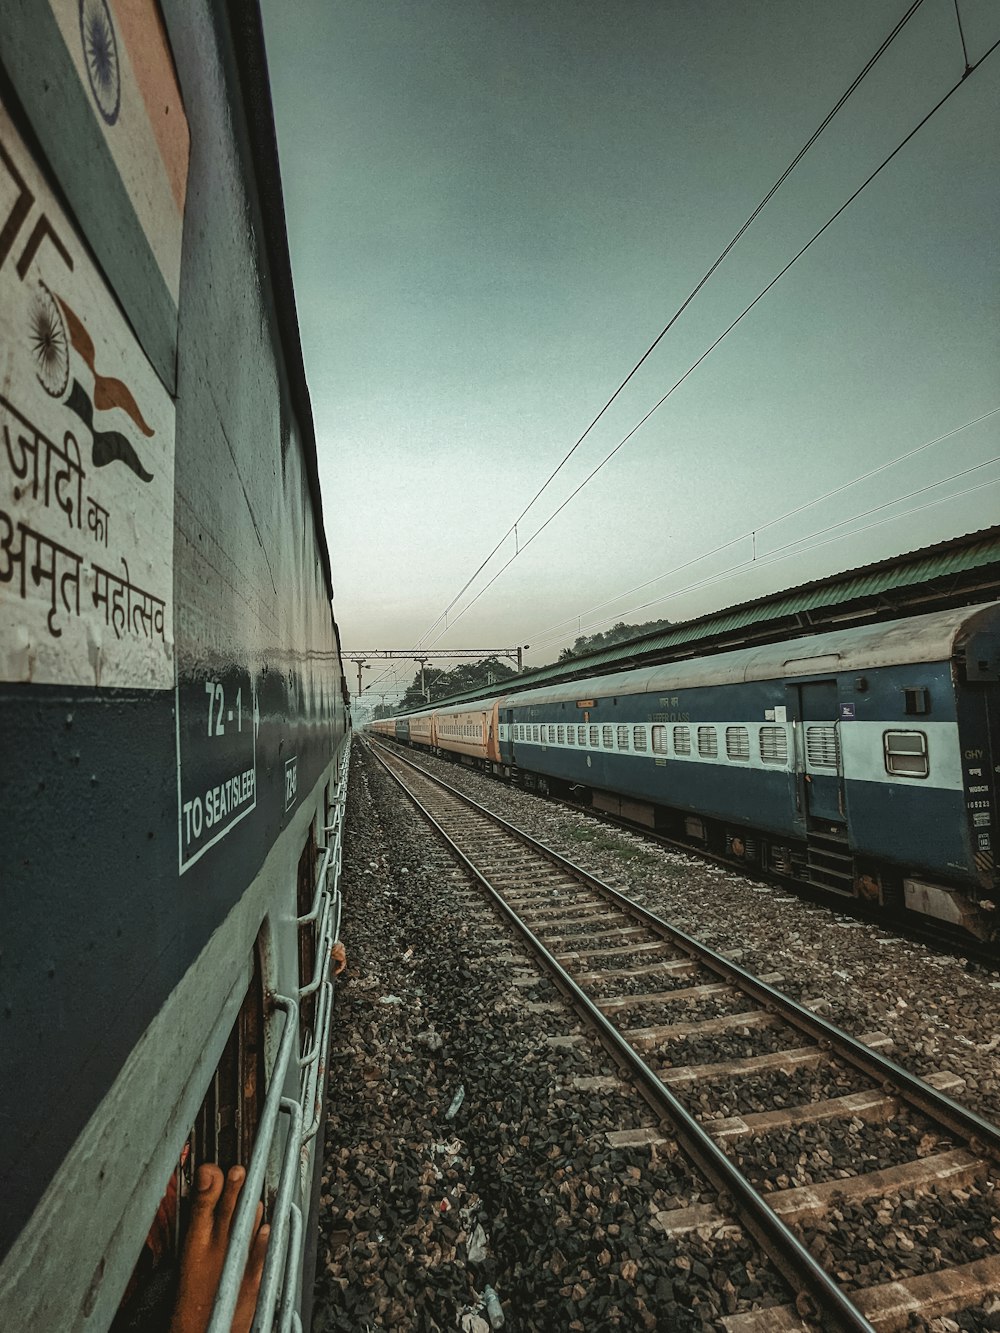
{"left": 372, "top": 602, "right": 1000, "bottom": 942}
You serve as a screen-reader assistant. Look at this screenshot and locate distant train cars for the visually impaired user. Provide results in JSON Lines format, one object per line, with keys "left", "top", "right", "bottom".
{"left": 372, "top": 603, "right": 1000, "bottom": 940}
{"left": 0, "top": 5, "right": 349, "bottom": 1330}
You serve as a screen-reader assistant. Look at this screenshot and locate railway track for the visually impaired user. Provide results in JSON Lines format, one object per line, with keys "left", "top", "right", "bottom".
{"left": 367, "top": 737, "right": 1000, "bottom": 1333}
{"left": 547, "top": 796, "right": 999, "bottom": 970}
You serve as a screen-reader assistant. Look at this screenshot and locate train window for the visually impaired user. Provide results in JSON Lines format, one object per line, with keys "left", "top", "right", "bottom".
{"left": 616, "top": 725, "right": 629, "bottom": 750}
{"left": 697, "top": 726, "right": 718, "bottom": 758}
{"left": 725, "top": 726, "right": 749, "bottom": 761}
{"left": 759, "top": 726, "right": 788, "bottom": 764}
{"left": 567, "top": 727, "right": 575, "bottom": 745}
{"left": 673, "top": 725, "right": 691, "bottom": 755}
{"left": 535, "top": 725, "right": 541, "bottom": 742}
{"left": 652, "top": 725, "right": 668, "bottom": 754}
{"left": 548, "top": 725, "right": 556, "bottom": 743}
{"left": 806, "top": 725, "right": 840, "bottom": 769}
{"left": 590, "top": 725, "right": 600, "bottom": 747}
{"left": 602, "top": 725, "right": 614, "bottom": 748}
{"left": 578, "top": 725, "right": 587, "bottom": 746}
{"left": 884, "top": 730, "right": 929, "bottom": 777}
{"left": 633, "top": 726, "right": 648, "bottom": 752}
{"left": 557, "top": 725, "right": 566, "bottom": 744}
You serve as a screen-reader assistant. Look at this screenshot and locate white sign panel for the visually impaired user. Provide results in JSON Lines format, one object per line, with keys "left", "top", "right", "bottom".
{"left": 0, "top": 102, "right": 175, "bottom": 689}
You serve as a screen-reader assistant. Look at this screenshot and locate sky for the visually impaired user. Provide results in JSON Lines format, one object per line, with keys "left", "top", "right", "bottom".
{"left": 259, "top": 0, "right": 999, "bottom": 707}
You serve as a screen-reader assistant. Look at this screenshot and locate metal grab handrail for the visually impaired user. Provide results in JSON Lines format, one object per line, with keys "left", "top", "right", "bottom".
{"left": 301, "top": 980, "right": 334, "bottom": 1145}
{"left": 278, "top": 1204, "right": 303, "bottom": 1333}
{"left": 202, "top": 739, "right": 351, "bottom": 1333}
{"left": 297, "top": 892, "right": 333, "bottom": 1000}
{"left": 297, "top": 845, "right": 332, "bottom": 927}
{"left": 252, "top": 1098, "right": 304, "bottom": 1333}
{"left": 207, "top": 994, "right": 299, "bottom": 1333}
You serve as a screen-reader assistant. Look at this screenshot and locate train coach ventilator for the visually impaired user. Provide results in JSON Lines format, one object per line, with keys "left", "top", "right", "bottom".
{"left": 209, "top": 739, "right": 349, "bottom": 1333}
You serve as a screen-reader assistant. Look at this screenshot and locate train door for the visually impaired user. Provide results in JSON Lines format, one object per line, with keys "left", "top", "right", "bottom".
{"left": 797, "top": 680, "right": 845, "bottom": 826}
{"left": 499, "top": 702, "right": 515, "bottom": 767}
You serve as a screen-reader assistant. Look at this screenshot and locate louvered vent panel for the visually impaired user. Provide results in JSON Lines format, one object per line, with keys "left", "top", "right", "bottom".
{"left": 759, "top": 726, "right": 788, "bottom": 764}
{"left": 806, "top": 724, "right": 840, "bottom": 768}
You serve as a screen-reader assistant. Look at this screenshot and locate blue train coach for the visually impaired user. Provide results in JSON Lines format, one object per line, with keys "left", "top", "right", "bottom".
{"left": 493, "top": 603, "right": 999, "bottom": 937}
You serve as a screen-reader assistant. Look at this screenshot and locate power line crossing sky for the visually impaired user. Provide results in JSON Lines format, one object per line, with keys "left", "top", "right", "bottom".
{"left": 260, "top": 0, "right": 999, "bottom": 670}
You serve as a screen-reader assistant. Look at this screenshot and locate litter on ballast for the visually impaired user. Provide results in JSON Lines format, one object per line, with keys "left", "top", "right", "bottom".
{"left": 482, "top": 1285, "right": 505, "bottom": 1329}
{"left": 445, "top": 1084, "right": 466, "bottom": 1120}
{"left": 467, "top": 1222, "right": 488, "bottom": 1264}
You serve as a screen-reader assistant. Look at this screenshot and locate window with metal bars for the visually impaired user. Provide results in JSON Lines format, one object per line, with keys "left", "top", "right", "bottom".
{"left": 806, "top": 724, "right": 840, "bottom": 769}
{"left": 697, "top": 726, "right": 718, "bottom": 758}
{"left": 567, "top": 726, "right": 575, "bottom": 745}
{"left": 116, "top": 944, "right": 265, "bottom": 1328}
{"left": 578, "top": 725, "right": 587, "bottom": 746}
{"left": 557, "top": 725, "right": 565, "bottom": 744}
{"left": 632, "top": 726, "right": 648, "bottom": 752}
{"left": 759, "top": 725, "right": 788, "bottom": 764}
{"left": 725, "top": 726, "right": 749, "bottom": 761}
{"left": 652, "top": 725, "right": 668, "bottom": 754}
{"left": 673, "top": 725, "right": 691, "bottom": 755}
{"left": 602, "top": 725, "right": 613, "bottom": 748}
{"left": 616, "top": 725, "right": 629, "bottom": 750}
{"left": 589, "top": 726, "right": 600, "bottom": 747}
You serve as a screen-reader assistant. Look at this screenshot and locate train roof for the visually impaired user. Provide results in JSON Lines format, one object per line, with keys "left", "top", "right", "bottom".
{"left": 398, "top": 526, "right": 1000, "bottom": 715}
{"left": 401, "top": 602, "right": 999, "bottom": 717}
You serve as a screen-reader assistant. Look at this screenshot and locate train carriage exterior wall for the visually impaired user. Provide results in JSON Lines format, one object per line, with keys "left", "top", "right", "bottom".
{"left": 0, "top": 3, "right": 348, "bottom": 1328}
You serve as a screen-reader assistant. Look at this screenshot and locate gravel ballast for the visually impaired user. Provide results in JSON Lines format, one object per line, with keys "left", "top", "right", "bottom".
{"left": 313, "top": 747, "right": 790, "bottom": 1331}
{"left": 383, "top": 743, "right": 1000, "bottom": 1121}
{"left": 313, "top": 741, "right": 1000, "bottom": 1331}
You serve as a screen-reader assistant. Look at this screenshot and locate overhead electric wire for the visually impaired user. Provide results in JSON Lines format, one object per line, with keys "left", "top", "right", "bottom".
{"left": 618, "top": 470, "right": 1000, "bottom": 622}
{"left": 534, "top": 458, "right": 1000, "bottom": 645}
{"left": 412, "top": 0, "right": 930, "bottom": 650}
{"left": 526, "top": 406, "right": 1000, "bottom": 649}
{"left": 433, "top": 35, "right": 1000, "bottom": 642}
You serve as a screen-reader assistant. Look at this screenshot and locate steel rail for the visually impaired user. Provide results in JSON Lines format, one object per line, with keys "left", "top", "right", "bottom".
{"left": 382, "top": 732, "right": 999, "bottom": 965}
{"left": 371, "top": 740, "right": 1000, "bottom": 1159}
{"left": 546, "top": 790, "right": 1000, "bottom": 969}
{"left": 369, "top": 741, "right": 876, "bottom": 1333}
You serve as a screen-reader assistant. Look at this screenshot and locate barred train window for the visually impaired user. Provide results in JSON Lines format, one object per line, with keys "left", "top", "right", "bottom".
{"left": 589, "top": 726, "right": 599, "bottom": 747}
{"left": 616, "top": 725, "right": 629, "bottom": 750}
{"left": 673, "top": 725, "right": 691, "bottom": 755}
{"left": 806, "top": 724, "right": 840, "bottom": 769}
{"left": 633, "top": 726, "right": 648, "bottom": 752}
{"left": 725, "top": 726, "right": 749, "bottom": 761}
{"left": 884, "top": 730, "right": 929, "bottom": 778}
{"left": 697, "top": 726, "right": 718, "bottom": 758}
{"left": 602, "top": 725, "right": 613, "bottom": 748}
{"left": 759, "top": 725, "right": 788, "bottom": 764}
{"left": 578, "top": 726, "right": 587, "bottom": 746}
{"left": 557, "top": 725, "right": 565, "bottom": 744}
{"left": 567, "top": 726, "right": 575, "bottom": 745}
{"left": 652, "top": 725, "right": 668, "bottom": 755}
{"left": 533, "top": 725, "right": 540, "bottom": 742}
